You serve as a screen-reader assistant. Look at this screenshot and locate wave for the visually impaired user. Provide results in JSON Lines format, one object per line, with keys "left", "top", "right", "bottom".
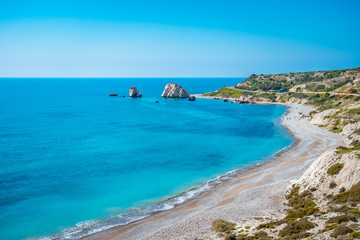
{"left": 30, "top": 164, "right": 256, "bottom": 240}
{"left": 36, "top": 147, "right": 291, "bottom": 240}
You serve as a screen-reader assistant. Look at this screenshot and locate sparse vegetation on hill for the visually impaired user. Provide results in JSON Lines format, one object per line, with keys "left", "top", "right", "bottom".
{"left": 235, "top": 67, "right": 360, "bottom": 93}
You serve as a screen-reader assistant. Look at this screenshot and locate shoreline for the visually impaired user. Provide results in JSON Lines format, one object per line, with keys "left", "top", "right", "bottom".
{"left": 58, "top": 103, "right": 293, "bottom": 240}
{"left": 77, "top": 101, "right": 346, "bottom": 240}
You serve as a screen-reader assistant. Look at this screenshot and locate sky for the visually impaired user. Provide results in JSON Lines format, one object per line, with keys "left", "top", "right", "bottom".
{"left": 0, "top": 0, "right": 359, "bottom": 77}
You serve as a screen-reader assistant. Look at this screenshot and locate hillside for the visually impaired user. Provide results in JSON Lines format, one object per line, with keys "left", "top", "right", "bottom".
{"left": 203, "top": 67, "right": 360, "bottom": 134}
{"left": 235, "top": 67, "right": 360, "bottom": 93}
{"left": 202, "top": 67, "right": 360, "bottom": 240}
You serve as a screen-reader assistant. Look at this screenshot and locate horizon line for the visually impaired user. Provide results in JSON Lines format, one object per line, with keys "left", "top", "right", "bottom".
{"left": 0, "top": 76, "right": 247, "bottom": 79}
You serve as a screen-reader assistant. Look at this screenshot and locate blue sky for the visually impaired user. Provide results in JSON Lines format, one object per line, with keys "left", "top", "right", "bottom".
{"left": 0, "top": 0, "right": 359, "bottom": 77}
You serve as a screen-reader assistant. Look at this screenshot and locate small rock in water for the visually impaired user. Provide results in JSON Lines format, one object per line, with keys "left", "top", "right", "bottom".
{"left": 188, "top": 96, "right": 196, "bottom": 101}
{"left": 129, "top": 87, "right": 142, "bottom": 98}
{"left": 109, "top": 93, "right": 118, "bottom": 96}
{"left": 224, "top": 99, "right": 228, "bottom": 102}
{"left": 155, "top": 101, "right": 160, "bottom": 103}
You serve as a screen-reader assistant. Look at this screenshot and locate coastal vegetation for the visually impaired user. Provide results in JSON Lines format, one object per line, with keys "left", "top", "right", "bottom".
{"left": 235, "top": 67, "right": 360, "bottom": 93}
{"left": 332, "top": 181, "right": 360, "bottom": 205}
{"left": 211, "top": 219, "right": 236, "bottom": 233}
{"left": 327, "top": 163, "right": 344, "bottom": 176}
{"left": 279, "top": 218, "right": 315, "bottom": 238}
{"left": 203, "top": 87, "right": 276, "bottom": 100}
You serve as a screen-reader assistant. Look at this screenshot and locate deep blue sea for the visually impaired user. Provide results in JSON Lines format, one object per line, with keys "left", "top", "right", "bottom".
{"left": 0, "top": 78, "right": 294, "bottom": 240}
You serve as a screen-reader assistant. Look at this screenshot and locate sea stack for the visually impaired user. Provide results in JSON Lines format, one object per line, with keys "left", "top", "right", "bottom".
{"left": 161, "top": 83, "right": 190, "bottom": 98}
{"left": 129, "top": 87, "right": 142, "bottom": 98}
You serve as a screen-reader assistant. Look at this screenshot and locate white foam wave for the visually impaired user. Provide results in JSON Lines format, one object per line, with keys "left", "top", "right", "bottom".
{"left": 36, "top": 147, "right": 294, "bottom": 240}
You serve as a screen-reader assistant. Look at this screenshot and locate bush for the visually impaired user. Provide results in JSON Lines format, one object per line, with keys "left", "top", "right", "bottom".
{"left": 329, "top": 181, "right": 337, "bottom": 189}
{"left": 326, "top": 215, "right": 357, "bottom": 224}
{"left": 333, "top": 181, "right": 360, "bottom": 204}
{"left": 254, "top": 231, "right": 270, "bottom": 238}
{"left": 285, "top": 187, "right": 319, "bottom": 220}
{"left": 350, "top": 232, "right": 360, "bottom": 239}
{"left": 279, "top": 218, "right": 315, "bottom": 237}
{"left": 327, "top": 163, "right": 344, "bottom": 175}
{"left": 319, "top": 224, "right": 338, "bottom": 233}
{"left": 337, "top": 146, "right": 357, "bottom": 154}
{"left": 347, "top": 108, "right": 360, "bottom": 114}
{"left": 211, "top": 219, "right": 235, "bottom": 233}
{"left": 257, "top": 220, "right": 283, "bottom": 229}
{"left": 330, "top": 226, "right": 353, "bottom": 238}
{"left": 224, "top": 233, "right": 237, "bottom": 240}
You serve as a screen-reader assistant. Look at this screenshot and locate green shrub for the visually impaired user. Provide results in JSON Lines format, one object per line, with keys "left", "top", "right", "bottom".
{"left": 327, "top": 163, "right": 344, "bottom": 175}
{"left": 257, "top": 220, "right": 283, "bottom": 229}
{"left": 347, "top": 108, "right": 360, "bottom": 115}
{"left": 224, "top": 233, "right": 237, "bottom": 240}
{"left": 333, "top": 181, "right": 360, "bottom": 204}
{"left": 285, "top": 187, "right": 319, "bottom": 220}
{"left": 330, "top": 226, "right": 353, "bottom": 238}
{"left": 337, "top": 146, "right": 357, "bottom": 154}
{"left": 254, "top": 231, "right": 270, "bottom": 238}
{"left": 286, "top": 185, "right": 300, "bottom": 199}
{"left": 211, "top": 219, "right": 235, "bottom": 233}
{"left": 326, "top": 215, "right": 357, "bottom": 224}
{"left": 319, "top": 224, "right": 338, "bottom": 233}
{"left": 350, "top": 232, "right": 360, "bottom": 239}
{"left": 329, "top": 181, "right": 337, "bottom": 189}
{"left": 279, "top": 218, "right": 315, "bottom": 237}
{"left": 339, "top": 187, "right": 346, "bottom": 193}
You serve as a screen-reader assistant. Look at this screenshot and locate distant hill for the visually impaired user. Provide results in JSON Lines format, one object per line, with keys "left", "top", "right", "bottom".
{"left": 236, "top": 67, "right": 360, "bottom": 93}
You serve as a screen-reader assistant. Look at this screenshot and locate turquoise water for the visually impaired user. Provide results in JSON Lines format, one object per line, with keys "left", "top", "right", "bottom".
{"left": 0, "top": 78, "right": 293, "bottom": 239}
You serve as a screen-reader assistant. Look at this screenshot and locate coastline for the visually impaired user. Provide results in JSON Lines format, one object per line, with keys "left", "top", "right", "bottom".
{"left": 77, "top": 101, "right": 346, "bottom": 240}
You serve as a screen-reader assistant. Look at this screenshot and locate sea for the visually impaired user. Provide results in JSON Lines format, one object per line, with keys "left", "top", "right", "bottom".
{"left": 0, "top": 78, "right": 294, "bottom": 240}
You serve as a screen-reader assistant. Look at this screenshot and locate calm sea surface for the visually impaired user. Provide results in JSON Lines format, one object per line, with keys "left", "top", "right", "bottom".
{"left": 0, "top": 78, "right": 294, "bottom": 239}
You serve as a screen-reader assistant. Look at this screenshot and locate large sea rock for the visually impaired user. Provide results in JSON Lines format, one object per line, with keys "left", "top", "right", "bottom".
{"left": 161, "top": 83, "right": 190, "bottom": 98}
{"left": 129, "top": 87, "right": 142, "bottom": 97}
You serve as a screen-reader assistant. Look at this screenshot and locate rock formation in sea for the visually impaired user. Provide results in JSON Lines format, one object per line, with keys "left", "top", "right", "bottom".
{"left": 109, "top": 93, "right": 118, "bottom": 96}
{"left": 161, "top": 83, "right": 190, "bottom": 98}
{"left": 129, "top": 87, "right": 142, "bottom": 98}
{"left": 188, "top": 96, "right": 196, "bottom": 101}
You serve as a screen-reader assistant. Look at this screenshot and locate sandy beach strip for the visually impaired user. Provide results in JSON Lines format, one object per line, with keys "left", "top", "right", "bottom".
{"left": 81, "top": 102, "right": 346, "bottom": 240}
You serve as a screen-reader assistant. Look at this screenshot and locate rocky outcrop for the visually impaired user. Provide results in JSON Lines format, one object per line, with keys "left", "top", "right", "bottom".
{"left": 310, "top": 109, "right": 340, "bottom": 126}
{"left": 161, "top": 83, "right": 190, "bottom": 98}
{"left": 295, "top": 149, "right": 360, "bottom": 209}
{"left": 129, "top": 87, "right": 142, "bottom": 98}
{"left": 109, "top": 93, "right": 118, "bottom": 96}
{"left": 341, "top": 122, "right": 360, "bottom": 142}
{"left": 188, "top": 96, "right": 196, "bottom": 101}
